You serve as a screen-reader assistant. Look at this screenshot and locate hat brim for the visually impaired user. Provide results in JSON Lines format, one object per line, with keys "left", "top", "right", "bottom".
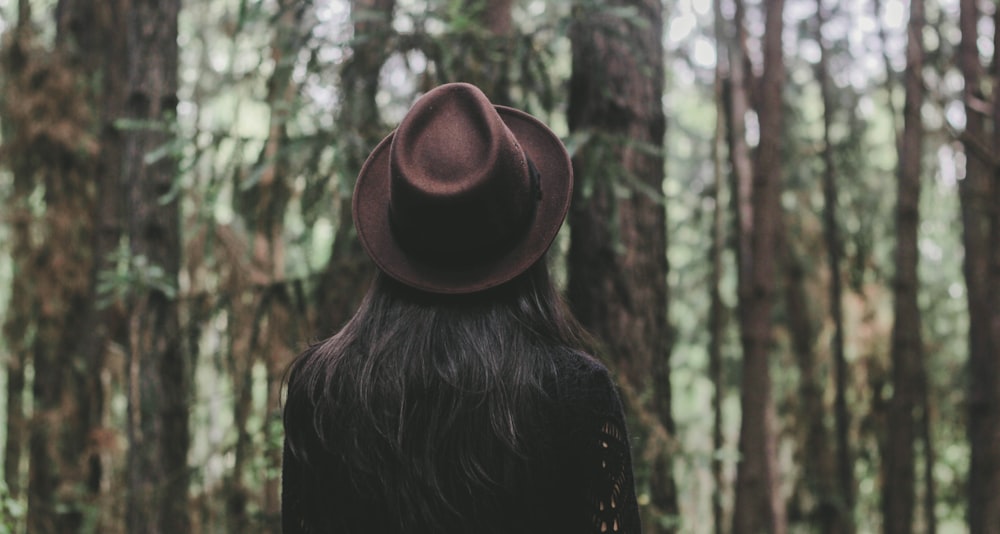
{"left": 353, "top": 105, "right": 573, "bottom": 295}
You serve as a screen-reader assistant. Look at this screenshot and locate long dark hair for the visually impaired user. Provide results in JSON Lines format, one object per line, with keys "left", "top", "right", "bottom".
{"left": 283, "top": 258, "right": 592, "bottom": 532}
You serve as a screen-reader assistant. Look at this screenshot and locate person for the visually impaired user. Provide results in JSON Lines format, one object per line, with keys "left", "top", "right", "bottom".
{"left": 281, "top": 82, "right": 641, "bottom": 534}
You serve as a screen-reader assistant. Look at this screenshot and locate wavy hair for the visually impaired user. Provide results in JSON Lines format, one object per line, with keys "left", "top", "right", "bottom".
{"left": 283, "top": 258, "right": 592, "bottom": 532}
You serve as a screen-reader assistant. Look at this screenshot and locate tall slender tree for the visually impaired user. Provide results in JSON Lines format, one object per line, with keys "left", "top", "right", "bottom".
{"left": 958, "top": 0, "right": 1000, "bottom": 531}
{"left": 566, "top": 0, "right": 677, "bottom": 530}
{"left": 122, "top": 0, "right": 188, "bottom": 532}
{"left": 988, "top": 6, "right": 1000, "bottom": 530}
{"left": 731, "top": 0, "right": 787, "bottom": 533}
{"left": 260, "top": 4, "right": 310, "bottom": 523}
{"left": 0, "top": 1, "right": 36, "bottom": 505}
{"left": 816, "top": 2, "right": 855, "bottom": 530}
{"left": 724, "top": 0, "right": 754, "bottom": 299}
{"left": 989, "top": 6, "right": 1000, "bottom": 529}
{"left": 0, "top": 0, "right": 125, "bottom": 529}
{"left": 314, "top": 0, "right": 395, "bottom": 336}
{"left": 784, "top": 236, "right": 838, "bottom": 533}
{"left": 883, "top": 0, "right": 926, "bottom": 531}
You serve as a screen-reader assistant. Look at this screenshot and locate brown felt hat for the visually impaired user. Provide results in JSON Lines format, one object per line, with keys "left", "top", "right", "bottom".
{"left": 352, "top": 82, "right": 573, "bottom": 294}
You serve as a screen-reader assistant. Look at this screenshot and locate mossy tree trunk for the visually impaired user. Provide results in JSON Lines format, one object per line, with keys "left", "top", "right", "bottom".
{"left": 566, "top": 0, "right": 677, "bottom": 530}
{"left": 0, "top": 0, "right": 126, "bottom": 530}
{"left": 121, "top": 0, "right": 189, "bottom": 532}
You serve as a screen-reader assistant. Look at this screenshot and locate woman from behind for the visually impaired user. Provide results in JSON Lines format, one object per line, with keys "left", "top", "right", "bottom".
{"left": 282, "top": 83, "right": 641, "bottom": 534}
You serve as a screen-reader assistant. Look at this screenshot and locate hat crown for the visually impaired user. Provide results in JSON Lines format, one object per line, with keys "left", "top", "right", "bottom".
{"left": 387, "top": 84, "right": 536, "bottom": 268}
{"left": 352, "top": 82, "right": 572, "bottom": 294}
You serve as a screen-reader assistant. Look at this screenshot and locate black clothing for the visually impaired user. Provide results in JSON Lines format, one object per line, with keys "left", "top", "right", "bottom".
{"left": 281, "top": 352, "right": 641, "bottom": 533}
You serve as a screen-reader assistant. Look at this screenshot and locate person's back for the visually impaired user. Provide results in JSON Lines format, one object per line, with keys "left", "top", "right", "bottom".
{"left": 281, "top": 83, "right": 641, "bottom": 533}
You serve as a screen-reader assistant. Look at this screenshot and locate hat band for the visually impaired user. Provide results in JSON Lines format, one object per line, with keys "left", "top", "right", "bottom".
{"left": 389, "top": 157, "right": 543, "bottom": 270}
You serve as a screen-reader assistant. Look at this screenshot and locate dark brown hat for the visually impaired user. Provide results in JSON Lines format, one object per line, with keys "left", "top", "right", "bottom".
{"left": 352, "top": 83, "right": 573, "bottom": 294}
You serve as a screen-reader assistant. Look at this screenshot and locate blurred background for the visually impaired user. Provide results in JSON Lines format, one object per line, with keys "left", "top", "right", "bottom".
{"left": 0, "top": 0, "right": 994, "bottom": 533}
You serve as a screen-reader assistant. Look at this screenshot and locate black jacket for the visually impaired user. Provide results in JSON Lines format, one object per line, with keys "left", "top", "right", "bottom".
{"left": 281, "top": 352, "right": 641, "bottom": 534}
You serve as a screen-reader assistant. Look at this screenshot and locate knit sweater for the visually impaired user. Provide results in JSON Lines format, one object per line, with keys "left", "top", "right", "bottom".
{"left": 281, "top": 352, "right": 641, "bottom": 533}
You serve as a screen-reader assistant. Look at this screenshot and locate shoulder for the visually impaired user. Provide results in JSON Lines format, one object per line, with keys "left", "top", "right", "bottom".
{"left": 551, "top": 351, "right": 623, "bottom": 417}
{"left": 552, "top": 349, "right": 610, "bottom": 379}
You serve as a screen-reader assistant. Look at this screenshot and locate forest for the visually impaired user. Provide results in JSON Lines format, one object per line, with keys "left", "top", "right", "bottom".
{"left": 0, "top": 0, "right": 997, "bottom": 532}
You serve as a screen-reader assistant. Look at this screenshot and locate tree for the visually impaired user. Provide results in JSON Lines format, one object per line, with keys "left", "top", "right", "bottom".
{"left": 0, "top": 0, "right": 125, "bottom": 530}
{"left": 432, "top": 0, "right": 516, "bottom": 104}
{"left": 314, "top": 0, "right": 395, "bottom": 336}
{"left": 883, "top": 0, "right": 926, "bottom": 531}
{"left": 816, "top": 2, "right": 855, "bottom": 530}
{"left": 235, "top": 0, "right": 307, "bottom": 527}
{"left": 225, "top": 2, "right": 309, "bottom": 530}
{"left": 958, "top": 0, "right": 1000, "bottom": 531}
{"left": 730, "top": 0, "right": 787, "bottom": 532}
{"left": 0, "top": 0, "right": 988, "bottom": 531}
{"left": 566, "top": 0, "right": 677, "bottom": 530}
{"left": 0, "top": 1, "right": 36, "bottom": 506}
{"left": 121, "top": 0, "right": 189, "bottom": 531}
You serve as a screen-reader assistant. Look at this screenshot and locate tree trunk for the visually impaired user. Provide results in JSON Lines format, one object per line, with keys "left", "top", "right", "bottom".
{"left": 122, "top": 1, "right": 188, "bottom": 532}
{"left": 314, "top": 0, "right": 395, "bottom": 336}
{"left": 723, "top": 0, "right": 754, "bottom": 316}
{"left": 989, "top": 5, "right": 1000, "bottom": 528}
{"left": 0, "top": 7, "right": 34, "bottom": 503}
{"left": 733, "top": 0, "right": 786, "bottom": 534}
{"left": 959, "top": 0, "right": 1000, "bottom": 531}
{"left": 883, "top": 0, "right": 925, "bottom": 532}
{"left": 816, "top": 3, "right": 855, "bottom": 529}
{"left": 0, "top": 1, "right": 124, "bottom": 530}
{"left": 783, "top": 241, "right": 839, "bottom": 534}
{"left": 731, "top": 1, "right": 787, "bottom": 533}
{"left": 566, "top": 0, "right": 677, "bottom": 530}
{"left": 451, "top": 0, "right": 515, "bottom": 104}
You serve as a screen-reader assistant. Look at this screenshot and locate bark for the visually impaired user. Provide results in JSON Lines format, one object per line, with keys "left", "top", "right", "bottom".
{"left": 959, "top": 0, "right": 1000, "bottom": 531}
{"left": 731, "top": 1, "right": 787, "bottom": 533}
{"left": 122, "top": 1, "right": 188, "bottom": 532}
{"left": 883, "top": 0, "right": 925, "bottom": 532}
{"left": 476, "top": 0, "right": 514, "bottom": 35}
{"left": 566, "top": 0, "right": 677, "bottom": 529}
{"left": 446, "top": 0, "right": 515, "bottom": 104}
{"left": 0, "top": 1, "right": 125, "bottom": 530}
{"left": 816, "top": 3, "right": 855, "bottom": 529}
{"left": 314, "top": 0, "right": 395, "bottom": 336}
{"left": 989, "top": 4, "right": 1000, "bottom": 529}
{"left": 0, "top": 7, "right": 33, "bottom": 502}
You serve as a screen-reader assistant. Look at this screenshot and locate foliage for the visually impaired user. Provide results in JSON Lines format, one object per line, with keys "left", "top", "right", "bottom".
{"left": 0, "top": 481, "right": 25, "bottom": 534}
{"left": 0, "top": 0, "right": 987, "bottom": 532}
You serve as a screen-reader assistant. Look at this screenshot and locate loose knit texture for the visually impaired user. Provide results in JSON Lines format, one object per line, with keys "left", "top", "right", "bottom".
{"left": 281, "top": 352, "right": 641, "bottom": 534}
